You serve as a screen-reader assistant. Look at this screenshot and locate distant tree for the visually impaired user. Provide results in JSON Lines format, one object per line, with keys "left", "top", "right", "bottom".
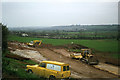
{"left": 56, "top": 30, "right": 60, "bottom": 35}
{"left": 1, "top": 23, "right": 9, "bottom": 53}
{"left": 94, "top": 30, "right": 97, "bottom": 38}
{"left": 78, "top": 30, "right": 84, "bottom": 38}
{"left": 117, "top": 31, "right": 120, "bottom": 40}
{"left": 1, "top": 23, "right": 10, "bottom": 75}
{"left": 117, "top": 25, "right": 120, "bottom": 40}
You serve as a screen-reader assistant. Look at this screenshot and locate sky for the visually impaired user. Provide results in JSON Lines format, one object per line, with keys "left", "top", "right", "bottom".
{"left": 1, "top": 0, "right": 119, "bottom": 28}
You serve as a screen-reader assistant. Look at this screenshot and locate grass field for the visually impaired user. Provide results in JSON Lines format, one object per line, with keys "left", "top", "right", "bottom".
{"left": 58, "top": 31, "right": 118, "bottom": 38}
{"left": 2, "top": 51, "right": 42, "bottom": 79}
{"left": 8, "top": 35, "right": 118, "bottom": 53}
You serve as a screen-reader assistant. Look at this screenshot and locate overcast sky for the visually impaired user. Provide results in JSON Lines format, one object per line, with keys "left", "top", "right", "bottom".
{"left": 1, "top": 0, "right": 119, "bottom": 28}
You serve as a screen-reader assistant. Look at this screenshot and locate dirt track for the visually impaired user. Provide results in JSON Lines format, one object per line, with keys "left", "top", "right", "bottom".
{"left": 37, "top": 48, "right": 117, "bottom": 78}
{"left": 8, "top": 42, "right": 119, "bottom": 78}
{"left": 52, "top": 48, "right": 119, "bottom": 76}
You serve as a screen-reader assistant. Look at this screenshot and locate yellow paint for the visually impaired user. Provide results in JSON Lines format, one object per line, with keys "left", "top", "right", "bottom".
{"left": 26, "top": 61, "right": 71, "bottom": 79}
{"left": 27, "top": 40, "right": 42, "bottom": 47}
{"left": 70, "top": 49, "right": 93, "bottom": 59}
{"left": 70, "top": 53, "right": 82, "bottom": 59}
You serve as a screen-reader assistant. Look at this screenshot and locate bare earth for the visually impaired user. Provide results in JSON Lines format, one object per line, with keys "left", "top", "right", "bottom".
{"left": 8, "top": 42, "right": 119, "bottom": 78}
{"left": 37, "top": 48, "right": 117, "bottom": 78}
{"left": 52, "top": 48, "right": 119, "bottom": 77}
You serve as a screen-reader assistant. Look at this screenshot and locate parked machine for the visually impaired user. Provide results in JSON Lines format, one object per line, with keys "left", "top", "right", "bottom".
{"left": 27, "top": 40, "right": 42, "bottom": 47}
{"left": 70, "top": 49, "right": 99, "bottom": 65}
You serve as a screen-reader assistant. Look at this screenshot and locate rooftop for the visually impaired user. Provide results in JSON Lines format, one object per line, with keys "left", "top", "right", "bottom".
{"left": 42, "top": 61, "right": 69, "bottom": 66}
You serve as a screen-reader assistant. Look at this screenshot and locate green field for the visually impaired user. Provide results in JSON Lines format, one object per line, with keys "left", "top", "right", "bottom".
{"left": 55, "top": 31, "right": 118, "bottom": 38}
{"left": 8, "top": 35, "right": 118, "bottom": 53}
{"left": 2, "top": 51, "right": 41, "bottom": 79}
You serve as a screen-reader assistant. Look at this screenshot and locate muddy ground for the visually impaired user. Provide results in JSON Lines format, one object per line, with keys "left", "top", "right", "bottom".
{"left": 7, "top": 41, "right": 119, "bottom": 78}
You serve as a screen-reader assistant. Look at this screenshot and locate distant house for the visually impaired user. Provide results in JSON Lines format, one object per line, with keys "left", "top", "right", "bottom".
{"left": 21, "top": 33, "right": 28, "bottom": 37}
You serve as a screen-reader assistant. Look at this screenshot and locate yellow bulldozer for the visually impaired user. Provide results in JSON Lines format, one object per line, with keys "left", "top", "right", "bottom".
{"left": 27, "top": 40, "right": 42, "bottom": 47}
{"left": 70, "top": 49, "right": 99, "bottom": 65}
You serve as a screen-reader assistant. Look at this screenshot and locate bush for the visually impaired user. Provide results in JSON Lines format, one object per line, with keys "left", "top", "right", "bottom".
{"left": 2, "top": 23, "right": 9, "bottom": 53}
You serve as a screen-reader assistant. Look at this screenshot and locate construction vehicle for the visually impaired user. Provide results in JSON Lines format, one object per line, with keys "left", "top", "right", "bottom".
{"left": 27, "top": 40, "right": 42, "bottom": 47}
{"left": 70, "top": 53, "right": 82, "bottom": 59}
{"left": 70, "top": 49, "right": 99, "bottom": 65}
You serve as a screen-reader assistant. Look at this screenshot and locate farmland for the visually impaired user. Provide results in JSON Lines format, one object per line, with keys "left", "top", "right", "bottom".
{"left": 10, "top": 25, "right": 118, "bottom": 40}
{"left": 8, "top": 35, "right": 118, "bottom": 53}
{"left": 2, "top": 1, "right": 119, "bottom": 79}
{"left": 8, "top": 24, "right": 119, "bottom": 61}
{"left": 8, "top": 35, "right": 119, "bottom": 60}
{"left": 3, "top": 24, "right": 119, "bottom": 79}
{"left": 6, "top": 39, "right": 119, "bottom": 78}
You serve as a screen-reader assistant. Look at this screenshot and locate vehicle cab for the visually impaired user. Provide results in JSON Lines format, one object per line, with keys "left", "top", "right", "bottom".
{"left": 27, "top": 40, "right": 42, "bottom": 47}
{"left": 26, "top": 61, "right": 71, "bottom": 79}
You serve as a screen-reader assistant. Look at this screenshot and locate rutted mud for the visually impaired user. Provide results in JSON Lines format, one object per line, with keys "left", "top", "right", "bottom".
{"left": 37, "top": 48, "right": 117, "bottom": 78}
{"left": 51, "top": 48, "right": 73, "bottom": 57}
{"left": 93, "top": 63, "right": 119, "bottom": 76}
{"left": 51, "top": 48, "right": 120, "bottom": 76}
{"left": 8, "top": 42, "right": 119, "bottom": 78}
{"left": 8, "top": 42, "right": 83, "bottom": 78}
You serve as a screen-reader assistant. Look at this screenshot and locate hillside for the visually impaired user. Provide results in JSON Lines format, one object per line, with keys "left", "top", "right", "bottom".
{"left": 9, "top": 24, "right": 118, "bottom": 32}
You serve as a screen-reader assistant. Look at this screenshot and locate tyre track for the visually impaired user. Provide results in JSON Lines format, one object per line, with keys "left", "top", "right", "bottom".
{"left": 37, "top": 48, "right": 117, "bottom": 78}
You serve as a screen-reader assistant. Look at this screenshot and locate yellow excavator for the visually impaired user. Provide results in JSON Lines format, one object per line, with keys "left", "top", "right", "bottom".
{"left": 27, "top": 40, "right": 42, "bottom": 47}
{"left": 70, "top": 49, "right": 99, "bottom": 65}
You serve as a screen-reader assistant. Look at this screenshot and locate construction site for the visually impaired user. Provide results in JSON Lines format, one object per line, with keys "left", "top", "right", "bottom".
{"left": 1, "top": 1, "right": 120, "bottom": 79}
{"left": 6, "top": 40, "right": 119, "bottom": 79}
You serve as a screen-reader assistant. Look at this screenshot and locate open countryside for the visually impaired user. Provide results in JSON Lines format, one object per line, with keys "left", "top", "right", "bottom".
{"left": 2, "top": 23, "right": 120, "bottom": 80}
{"left": 2, "top": 1, "right": 119, "bottom": 80}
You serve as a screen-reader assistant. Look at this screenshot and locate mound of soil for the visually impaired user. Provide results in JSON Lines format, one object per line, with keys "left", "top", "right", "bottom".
{"left": 39, "top": 43, "right": 89, "bottom": 49}
{"left": 5, "top": 53, "right": 30, "bottom": 61}
{"left": 38, "top": 43, "right": 53, "bottom": 48}
{"left": 8, "top": 42, "right": 35, "bottom": 51}
{"left": 65, "top": 44, "right": 89, "bottom": 49}
{"left": 8, "top": 41, "right": 120, "bottom": 66}
{"left": 96, "top": 53, "right": 120, "bottom": 66}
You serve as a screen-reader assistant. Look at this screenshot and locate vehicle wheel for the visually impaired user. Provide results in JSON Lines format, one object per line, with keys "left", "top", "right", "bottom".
{"left": 49, "top": 75, "right": 56, "bottom": 80}
{"left": 79, "top": 58, "right": 82, "bottom": 61}
{"left": 86, "top": 59, "right": 90, "bottom": 64}
{"left": 33, "top": 45, "right": 35, "bottom": 47}
{"left": 28, "top": 69, "right": 33, "bottom": 74}
{"left": 96, "top": 60, "right": 99, "bottom": 65}
{"left": 87, "top": 61, "right": 90, "bottom": 65}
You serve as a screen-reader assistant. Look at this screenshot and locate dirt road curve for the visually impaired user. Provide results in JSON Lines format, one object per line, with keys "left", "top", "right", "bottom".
{"left": 8, "top": 42, "right": 119, "bottom": 78}
{"left": 52, "top": 48, "right": 73, "bottom": 57}
{"left": 37, "top": 48, "right": 117, "bottom": 78}
{"left": 52, "top": 48, "right": 119, "bottom": 76}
